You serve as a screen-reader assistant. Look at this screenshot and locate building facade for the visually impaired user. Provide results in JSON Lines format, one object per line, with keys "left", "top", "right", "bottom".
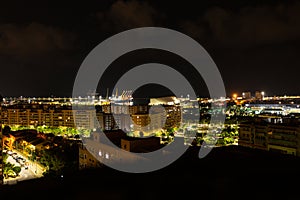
{"left": 78, "top": 142, "right": 102, "bottom": 170}
{"left": 242, "top": 92, "right": 252, "bottom": 100}
{"left": 1, "top": 103, "right": 182, "bottom": 134}
{"left": 255, "top": 91, "right": 264, "bottom": 100}
{"left": 239, "top": 121, "right": 300, "bottom": 156}
{"left": 78, "top": 131, "right": 144, "bottom": 170}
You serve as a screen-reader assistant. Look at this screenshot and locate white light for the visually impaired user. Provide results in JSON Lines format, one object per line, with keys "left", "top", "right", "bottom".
{"left": 105, "top": 153, "right": 109, "bottom": 159}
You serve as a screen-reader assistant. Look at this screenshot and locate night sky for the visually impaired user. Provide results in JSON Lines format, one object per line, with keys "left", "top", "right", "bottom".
{"left": 1, "top": 0, "right": 300, "bottom": 98}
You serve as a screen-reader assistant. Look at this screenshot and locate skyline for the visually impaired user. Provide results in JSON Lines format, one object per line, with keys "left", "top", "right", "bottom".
{"left": 0, "top": 89, "right": 296, "bottom": 99}
{"left": 1, "top": 1, "right": 300, "bottom": 198}
{"left": 1, "top": 0, "right": 300, "bottom": 97}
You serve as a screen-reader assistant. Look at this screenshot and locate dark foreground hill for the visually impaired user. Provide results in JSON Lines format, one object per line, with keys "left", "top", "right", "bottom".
{"left": 1, "top": 145, "right": 299, "bottom": 200}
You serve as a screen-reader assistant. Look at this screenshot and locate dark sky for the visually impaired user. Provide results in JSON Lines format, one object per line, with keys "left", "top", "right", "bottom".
{"left": 1, "top": 0, "right": 300, "bottom": 98}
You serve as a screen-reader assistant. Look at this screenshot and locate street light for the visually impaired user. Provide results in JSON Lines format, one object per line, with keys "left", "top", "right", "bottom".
{"left": 232, "top": 94, "right": 237, "bottom": 100}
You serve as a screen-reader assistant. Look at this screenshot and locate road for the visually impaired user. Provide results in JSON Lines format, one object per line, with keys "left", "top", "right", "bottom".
{"left": 4, "top": 149, "right": 45, "bottom": 184}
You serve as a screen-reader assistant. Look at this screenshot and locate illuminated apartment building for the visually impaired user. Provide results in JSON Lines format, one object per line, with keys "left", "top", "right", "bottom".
{"left": 72, "top": 109, "right": 97, "bottom": 130}
{"left": 130, "top": 113, "right": 164, "bottom": 134}
{"left": 96, "top": 112, "right": 117, "bottom": 131}
{"left": 239, "top": 122, "right": 268, "bottom": 150}
{"left": 1, "top": 102, "right": 182, "bottom": 133}
{"left": 1, "top": 105, "right": 97, "bottom": 130}
{"left": 239, "top": 121, "right": 300, "bottom": 156}
{"left": 164, "top": 105, "right": 182, "bottom": 129}
{"left": 267, "top": 124, "right": 299, "bottom": 156}
{"left": 112, "top": 114, "right": 131, "bottom": 132}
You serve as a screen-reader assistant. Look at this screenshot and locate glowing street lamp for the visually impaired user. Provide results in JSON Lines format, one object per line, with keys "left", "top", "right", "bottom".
{"left": 232, "top": 94, "right": 237, "bottom": 100}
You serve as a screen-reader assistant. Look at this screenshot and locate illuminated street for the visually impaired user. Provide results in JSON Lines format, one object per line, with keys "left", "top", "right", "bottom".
{"left": 4, "top": 150, "right": 44, "bottom": 184}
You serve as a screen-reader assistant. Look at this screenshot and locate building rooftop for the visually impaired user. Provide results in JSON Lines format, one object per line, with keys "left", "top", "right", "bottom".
{"left": 121, "top": 135, "right": 160, "bottom": 142}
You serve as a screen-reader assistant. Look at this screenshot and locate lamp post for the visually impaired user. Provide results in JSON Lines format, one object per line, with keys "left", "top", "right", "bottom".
{"left": 35, "top": 161, "right": 37, "bottom": 174}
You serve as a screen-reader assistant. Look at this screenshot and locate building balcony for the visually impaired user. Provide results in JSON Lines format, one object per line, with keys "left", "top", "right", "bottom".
{"left": 270, "top": 132, "right": 297, "bottom": 140}
{"left": 268, "top": 138, "right": 297, "bottom": 148}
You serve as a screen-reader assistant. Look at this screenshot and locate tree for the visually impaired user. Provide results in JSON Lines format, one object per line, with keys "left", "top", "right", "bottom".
{"left": 193, "top": 137, "right": 203, "bottom": 146}
{"left": 37, "top": 126, "right": 45, "bottom": 133}
{"left": 2, "top": 125, "right": 11, "bottom": 135}
{"left": 224, "top": 137, "right": 234, "bottom": 144}
{"left": 3, "top": 162, "right": 21, "bottom": 178}
{"left": 13, "top": 166, "right": 21, "bottom": 175}
{"left": 2, "top": 152, "right": 8, "bottom": 163}
{"left": 39, "top": 150, "right": 65, "bottom": 176}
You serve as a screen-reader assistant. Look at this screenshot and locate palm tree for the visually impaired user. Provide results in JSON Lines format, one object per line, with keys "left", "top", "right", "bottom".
{"left": 3, "top": 162, "right": 21, "bottom": 178}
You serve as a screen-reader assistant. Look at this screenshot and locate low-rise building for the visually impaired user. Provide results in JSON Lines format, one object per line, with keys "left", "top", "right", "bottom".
{"left": 78, "top": 142, "right": 102, "bottom": 170}
{"left": 78, "top": 131, "right": 145, "bottom": 170}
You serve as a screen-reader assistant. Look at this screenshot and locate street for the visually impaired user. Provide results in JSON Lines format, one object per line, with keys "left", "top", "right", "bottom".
{"left": 4, "top": 150, "right": 45, "bottom": 184}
